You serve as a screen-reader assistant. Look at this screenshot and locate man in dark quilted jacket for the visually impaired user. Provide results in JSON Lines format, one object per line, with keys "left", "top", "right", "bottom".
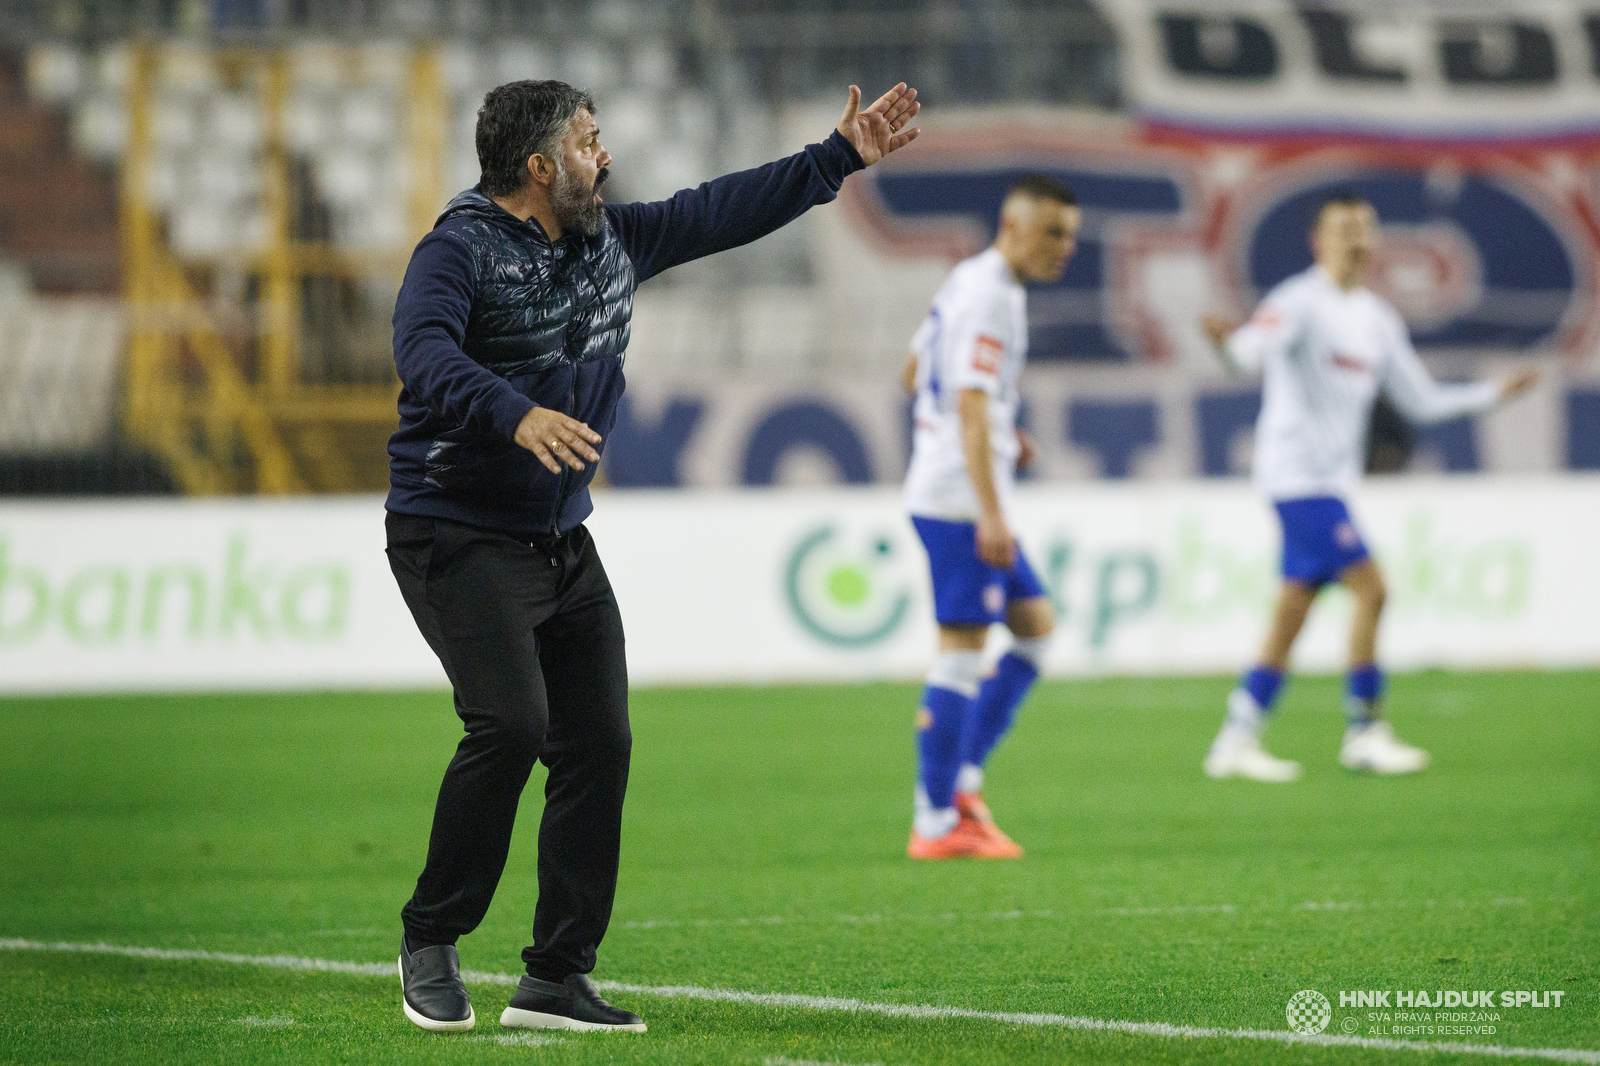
{"left": 387, "top": 78, "right": 920, "bottom": 1034}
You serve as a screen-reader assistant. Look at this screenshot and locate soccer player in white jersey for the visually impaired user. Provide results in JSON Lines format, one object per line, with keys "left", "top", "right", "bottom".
{"left": 901, "top": 175, "right": 1081, "bottom": 858}
{"left": 1200, "top": 192, "right": 1537, "bottom": 782}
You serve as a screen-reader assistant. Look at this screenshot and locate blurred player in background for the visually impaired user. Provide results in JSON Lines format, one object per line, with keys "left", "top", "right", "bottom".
{"left": 1200, "top": 192, "right": 1537, "bottom": 783}
{"left": 900, "top": 175, "right": 1080, "bottom": 859}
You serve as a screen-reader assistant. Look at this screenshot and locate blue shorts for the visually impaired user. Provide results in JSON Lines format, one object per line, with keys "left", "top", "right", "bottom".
{"left": 1274, "top": 496, "right": 1370, "bottom": 587}
{"left": 911, "top": 515, "right": 1047, "bottom": 626}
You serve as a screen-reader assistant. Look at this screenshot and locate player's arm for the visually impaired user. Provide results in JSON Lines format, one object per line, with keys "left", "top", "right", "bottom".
{"left": 902, "top": 316, "right": 936, "bottom": 394}
{"left": 1380, "top": 315, "right": 1538, "bottom": 423}
{"left": 958, "top": 388, "right": 1014, "bottom": 569}
{"left": 1200, "top": 296, "right": 1300, "bottom": 375}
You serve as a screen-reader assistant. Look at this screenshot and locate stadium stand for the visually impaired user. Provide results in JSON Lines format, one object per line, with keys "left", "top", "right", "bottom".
{"left": 0, "top": 0, "right": 1123, "bottom": 495}
{"left": 0, "top": 46, "right": 171, "bottom": 494}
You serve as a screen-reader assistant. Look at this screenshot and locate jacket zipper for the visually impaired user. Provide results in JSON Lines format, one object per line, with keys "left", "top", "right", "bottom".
{"left": 550, "top": 243, "right": 603, "bottom": 535}
{"left": 550, "top": 361, "right": 577, "bottom": 535}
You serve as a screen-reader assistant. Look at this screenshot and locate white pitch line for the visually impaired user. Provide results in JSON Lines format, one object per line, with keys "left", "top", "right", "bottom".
{"left": 1, "top": 938, "right": 1594, "bottom": 1064}
{"left": 470, "top": 1032, "right": 565, "bottom": 1047}
{"left": 616, "top": 897, "right": 1532, "bottom": 932}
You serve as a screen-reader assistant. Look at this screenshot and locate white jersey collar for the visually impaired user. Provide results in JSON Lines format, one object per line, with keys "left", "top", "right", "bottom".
{"left": 979, "top": 247, "right": 1025, "bottom": 289}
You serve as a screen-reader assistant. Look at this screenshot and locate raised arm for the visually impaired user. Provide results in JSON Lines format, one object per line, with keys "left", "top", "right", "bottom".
{"left": 605, "top": 83, "right": 919, "bottom": 282}
{"left": 1380, "top": 311, "right": 1535, "bottom": 424}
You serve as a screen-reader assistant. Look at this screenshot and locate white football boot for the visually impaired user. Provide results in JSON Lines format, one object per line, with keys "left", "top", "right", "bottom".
{"left": 1339, "top": 720, "right": 1429, "bottom": 774}
{"left": 1204, "top": 725, "right": 1301, "bottom": 782}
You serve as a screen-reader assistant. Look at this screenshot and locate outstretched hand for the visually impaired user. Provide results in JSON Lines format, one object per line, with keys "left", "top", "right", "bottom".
{"left": 1499, "top": 367, "right": 1539, "bottom": 401}
{"left": 837, "top": 83, "right": 920, "bottom": 166}
{"left": 1200, "top": 313, "right": 1236, "bottom": 349}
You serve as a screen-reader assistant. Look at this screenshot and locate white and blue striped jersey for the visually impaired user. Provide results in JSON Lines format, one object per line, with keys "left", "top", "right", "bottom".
{"left": 1225, "top": 265, "right": 1499, "bottom": 501}
{"left": 903, "top": 248, "right": 1028, "bottom": 521}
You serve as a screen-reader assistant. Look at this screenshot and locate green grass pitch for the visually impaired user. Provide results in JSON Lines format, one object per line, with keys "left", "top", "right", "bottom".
{"left": 1, "top": 672, "right": 1595, "bottom": 1065}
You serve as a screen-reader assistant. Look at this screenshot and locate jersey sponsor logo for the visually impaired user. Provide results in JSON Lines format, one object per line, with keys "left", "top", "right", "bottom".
{"left": 843, "top": 116, "right": 1597, "bottom": 363}
{"left": 1329, "top": 351, "right": 1373, "bottom": 374}
{"left": 971, "top": 334, "right": 1004, "bottom": 375}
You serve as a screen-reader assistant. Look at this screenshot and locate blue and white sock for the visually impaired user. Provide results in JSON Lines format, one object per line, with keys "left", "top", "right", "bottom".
{"left": 1226, "top": 664, "right": 1285, "bottom": 736}
{"left": 1346, "top": 663, "right": 1383, "bottom": 728}
{"left": 914, "top": 650, "right": 984, "bottom": 839}
{"left": 955, "top": 763, "right": 984, "bottom": 795}
{"left": 957, "top": 635, "right": 1049, "bottom": 788}
{"left": 914, "top": 785, "right": 958, "bottom": 841}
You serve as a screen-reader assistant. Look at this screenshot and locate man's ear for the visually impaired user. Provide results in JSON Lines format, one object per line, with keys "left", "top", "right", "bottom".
{"left": 526, "top": 153, "right": 556, "bottom": 190}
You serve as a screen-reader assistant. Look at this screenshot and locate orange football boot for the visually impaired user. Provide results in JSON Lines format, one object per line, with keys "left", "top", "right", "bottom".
{"left": 955, "top": 791, "right": 1025, "bottom": 858}
{"left": 908, "top": 812, "right": 1023, "bottom": 860}
{"left": 907, "top": 816, "right": 989, "bottom": 859}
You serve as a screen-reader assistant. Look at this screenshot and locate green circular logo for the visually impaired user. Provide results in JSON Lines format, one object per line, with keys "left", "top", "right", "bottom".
{"left": 825, "top": 565, "right": 870, "bottom": 607}
{"left": 784, "top": 524, "right": 911, "bottom": 648}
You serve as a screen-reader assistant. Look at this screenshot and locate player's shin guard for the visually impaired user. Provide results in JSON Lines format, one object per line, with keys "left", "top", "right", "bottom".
{"left": 1346, "top": 663, "right": 1383, "bottom": 727}
{"left": 915, "top": 650, "right": 983, "bottom": 837}
{"left": 958, "top": 636, "right": 1049, "bottom": 778}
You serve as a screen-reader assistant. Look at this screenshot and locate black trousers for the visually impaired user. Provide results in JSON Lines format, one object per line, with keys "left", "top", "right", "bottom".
{"left": 385, "top": 511, "right": 631, "bottom": 980}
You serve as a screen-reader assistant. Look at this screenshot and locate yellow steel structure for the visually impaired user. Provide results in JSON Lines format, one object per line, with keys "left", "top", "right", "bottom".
{"left": 120, "top": 42, "right": 445, "bottom": 494}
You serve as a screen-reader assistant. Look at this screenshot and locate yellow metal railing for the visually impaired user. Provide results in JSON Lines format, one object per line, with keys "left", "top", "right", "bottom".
{"left": 120, "top": 42, "right": 446, "bottom": 494}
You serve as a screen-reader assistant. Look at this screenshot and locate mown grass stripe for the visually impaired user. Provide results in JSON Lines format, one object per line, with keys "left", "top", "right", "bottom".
{"left": 1, "top": 938, "right": 1594, "bottom": 1063}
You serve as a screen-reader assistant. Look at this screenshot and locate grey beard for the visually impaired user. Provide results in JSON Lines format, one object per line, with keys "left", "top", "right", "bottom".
{"left": 551, "top": 165, "right": 604, "bottom": 237}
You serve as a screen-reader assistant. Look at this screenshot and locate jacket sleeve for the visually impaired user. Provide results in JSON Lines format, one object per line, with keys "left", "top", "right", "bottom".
{"left": 1379, "top": 310, "right": 1499, "bottom": 424}
{"left": 392, "top": 230, "right": 535, "bottom": 440}
{"left": 604, "top": 129, "right": 866, "bottom": 282}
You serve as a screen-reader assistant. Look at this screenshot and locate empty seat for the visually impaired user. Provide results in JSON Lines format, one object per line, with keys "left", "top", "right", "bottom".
{"left": 26, "top": 45, "right": 85, "bottom": 104}
{"left": 156, "top": 45, "right": 219, "bottom": 96}
{"left": 339, "top": 90, "right": 397, "bottom": 146}
{"left": 150, "top": 94, "right": 198, "bottom": 151}
{"left": 629, "top": 41, "right": 677, "bottom": 92}
{"left": 494, "top": 41, "right": 554, "bottom": 85}
{"left": 207, "top": 91, "right": 263, "bottom": 151}
{"left": 315, "top": 148, "right": 378, "bottom": 208}
{"left": 192, "top": 146, "right": 261, "bottom": 206}
{"left": 282, "top": 89, "right": 331, "bottom": 152}
{"left": 71, "top": 94, "right": 126, "bottom": 161}
{"left": 563, "top": 42, "right": 620, "bottom": 89}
